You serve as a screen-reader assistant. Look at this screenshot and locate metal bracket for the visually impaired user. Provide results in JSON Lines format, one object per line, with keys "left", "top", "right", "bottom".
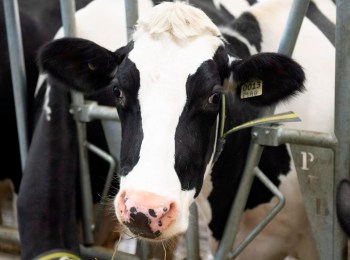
{"left": 252, "top": 125, "right": 337, "bottom": 149}
{"left": 70, "top": 101, "right": 119, "bottom": 123}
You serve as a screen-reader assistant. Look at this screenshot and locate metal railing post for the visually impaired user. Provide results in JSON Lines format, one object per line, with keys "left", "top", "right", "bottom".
{"left": 125, "top": 0, "right": 139, "bottom": 42}
{"left": 3, "top": 0, "right": 28, "bottom": 170}
{"left": 334, "top": 0, "right": 350, "bottom": 258}
{"left": 60, "top": 0, "right": 95, "bottom": 245}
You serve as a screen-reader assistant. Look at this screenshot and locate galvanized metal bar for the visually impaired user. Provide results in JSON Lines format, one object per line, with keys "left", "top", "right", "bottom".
{"left": 125, "top": 0, "right": 139, "bottom": 42}
{"left": 60, "top": 0, "right": 95, "bottom": 245}
{"left": 136, "top": 240, "right": 150, "bottom": 260}
{"left": 3, "top": 0, "right": 28, "bottom": 170}
{"left": 278, "top": 128, "right": 337, "bottom": 149}
{"left": 334, "top": 0, "right": 350, "bottom": 258}
{"left": 252, "top": 126, "right": 337, "bottom": 149}
{"left": 85, "top": 104, "right": 119, "bottom": 122}
{"left": 185, "top": 203, "right": 200, "bottom": 259}
{"left": 0, "top": 227, "right": 140, "bottom": 260}
{"left": 0, "top": 227, "right": 20, "bottom": 245}
{"left": 71, "top": 101, "right": 120, "bottom": 122}
{"left": 85, "top": 142, "right": 117, "bottom": 232}
{"left": 215, "top": 142, "right": 263, "bottom": 259}
{"left": 229, "top": 168, "right": 285, "bottom": 258}
{"left": 277, "top": 0, "right": 310, "bottom": 56}
{"left": 215, "top": 0, "right": 310, "bottom": 258}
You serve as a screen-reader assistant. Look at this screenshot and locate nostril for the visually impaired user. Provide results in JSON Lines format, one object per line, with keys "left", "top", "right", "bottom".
{"left": 148, "top": 209, "right": 157, "bottom": 218}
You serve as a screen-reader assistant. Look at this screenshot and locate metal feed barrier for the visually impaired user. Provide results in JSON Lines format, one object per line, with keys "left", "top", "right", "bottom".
{"left": 2, "top": 0, "right": 349, "bottom": 259}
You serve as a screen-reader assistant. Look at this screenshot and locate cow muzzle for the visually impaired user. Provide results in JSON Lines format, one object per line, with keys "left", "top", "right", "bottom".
{"left": 116, "top": 190, "right": 178, "bottom": 240}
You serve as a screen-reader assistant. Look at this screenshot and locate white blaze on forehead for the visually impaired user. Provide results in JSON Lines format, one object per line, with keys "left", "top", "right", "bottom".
{"left": 120, "top": 2, "right": 223, "bottom": 198}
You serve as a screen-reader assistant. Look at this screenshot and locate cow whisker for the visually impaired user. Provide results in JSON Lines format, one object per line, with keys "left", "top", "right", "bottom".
{"left": 162, "top": 241, "right": 166, "bottom": 260}
{"left": 111, "top": 233, "right": 123, "bottom": 260}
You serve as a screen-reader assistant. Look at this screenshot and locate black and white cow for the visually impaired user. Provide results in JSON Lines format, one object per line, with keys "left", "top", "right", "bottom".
{"left": 19, "top": 0, "right": 336, "bottom": 259}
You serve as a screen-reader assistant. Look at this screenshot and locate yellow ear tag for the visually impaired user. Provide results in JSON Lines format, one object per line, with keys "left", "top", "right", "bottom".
{"left": 88, "top": 63, "right": 96, "bottom": 71}
{"left": 240, "top": 79, "right": 263, "bottom": 99}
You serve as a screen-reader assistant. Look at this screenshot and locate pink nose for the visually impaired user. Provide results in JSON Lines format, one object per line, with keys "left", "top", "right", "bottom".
{"left": 117, "top": 190, "right": 177, "bottom": 239}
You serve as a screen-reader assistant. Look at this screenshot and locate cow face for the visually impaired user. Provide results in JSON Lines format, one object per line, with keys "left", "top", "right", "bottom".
{"left": 39, "top": 2, "right": 304, "bottom": 241}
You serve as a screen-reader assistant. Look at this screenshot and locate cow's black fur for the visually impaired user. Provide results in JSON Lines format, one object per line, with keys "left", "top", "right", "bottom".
{"left": 336, "top": 180, "right": 350, "bottom": 237}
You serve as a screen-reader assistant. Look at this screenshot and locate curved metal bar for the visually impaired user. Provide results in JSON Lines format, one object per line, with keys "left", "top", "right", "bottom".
{"left": 60, "top": 0, "right": 95, "bottom": 246}
{"left": 85, "top": 142, "right": 117, "bottom": 232}
{"left": 229, "top": 168, "right": 285, "bottom": 258}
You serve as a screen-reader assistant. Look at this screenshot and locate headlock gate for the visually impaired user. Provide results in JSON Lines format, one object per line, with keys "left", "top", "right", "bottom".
{"left": 1, "top": 0, "right": 349, "bottom": 259}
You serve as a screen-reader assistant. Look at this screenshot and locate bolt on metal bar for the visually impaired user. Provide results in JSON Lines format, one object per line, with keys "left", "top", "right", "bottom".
{"left": 334, "top": 0, "right": 350, "bottom": 258}
{"left": 215, "top": 0, "right": 310, "bottom": 258}
{"left": 3, "top": 0, "right": 28, "bottom": 170}
{"left": 60, "top": 0, "right": 95, "bottom": 245}
{"left": 229, "top": 167, "right": 285, "bottom": 258}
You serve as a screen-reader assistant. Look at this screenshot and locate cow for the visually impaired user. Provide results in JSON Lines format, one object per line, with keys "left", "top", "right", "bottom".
{"left": 27, "top": 0, "right": 334, "bottom": 254}
{"left": 20, "top": 0, "right": 340, "bottom": 259}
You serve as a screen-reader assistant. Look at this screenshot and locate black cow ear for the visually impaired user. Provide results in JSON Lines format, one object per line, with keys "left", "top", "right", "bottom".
{"left": 230, "top": 53, "right": 305, "bottom": 106}
{"left": 38, "top": 37, "right": 130, "bottom": 93}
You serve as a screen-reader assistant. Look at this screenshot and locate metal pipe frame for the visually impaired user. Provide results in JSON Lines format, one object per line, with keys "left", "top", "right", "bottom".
{"left": 186, "top": 203, "right": 200, "bottom": 259}
{"left": 334, "top": 0, "right": 350, "bottom": 258}
{"left": 3, "top": 0, "right": 28, "bottom": 170}
{"left": 85, "top": 142, "right": 117, "bottom": 234}
{"left": 70, "top": 101, "right": 120, "bottom": 122}
{"left": 252, "top": 126, "right": 337, "bottom": 149}
{"left": 0, "top": 226, "right": 139, "bottom": 260}
{"left": 60, "top": 0, "right": 95, "bottom": 246}
{"left": 215, "top": 0, "right": 310, "bottom": 258}
{"left": 229, "top": 168, "right": 285, "bottom": 258}
{"left": 125, "top": 0, "right": 139, "bottom": 42}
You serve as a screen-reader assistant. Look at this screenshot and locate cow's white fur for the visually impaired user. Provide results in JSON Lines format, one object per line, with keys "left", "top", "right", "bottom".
{"left": 50, "top": 0, "right": 335, "bottom": 257}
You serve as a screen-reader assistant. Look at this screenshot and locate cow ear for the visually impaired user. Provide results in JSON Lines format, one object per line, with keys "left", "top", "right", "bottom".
{"left": 230, "top": 53, "right": 305, "bottom": 106}
{"left": 38, "top": 37, "right": 130, "bottom": 93}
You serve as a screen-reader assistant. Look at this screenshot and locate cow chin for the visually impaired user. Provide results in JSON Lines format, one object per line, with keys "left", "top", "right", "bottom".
{"left": 114, "top": 186, "right": 195, "bottom": 241}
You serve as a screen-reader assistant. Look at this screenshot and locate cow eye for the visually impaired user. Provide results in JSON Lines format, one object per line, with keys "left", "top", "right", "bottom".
{"left": 113, "top": 85, "right": 123, "bottom": 99}
{"left": 208, "top": 92, "right": 221, "bottom": 105}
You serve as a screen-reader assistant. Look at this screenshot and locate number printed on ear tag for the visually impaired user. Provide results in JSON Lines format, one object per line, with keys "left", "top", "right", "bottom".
{"left": 240, "top": 79, "right": 263, "bottom": 99}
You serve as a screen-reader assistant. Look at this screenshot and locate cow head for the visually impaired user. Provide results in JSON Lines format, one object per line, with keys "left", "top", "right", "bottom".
{"left": 38, "top": 2, "right": 304, "bottom": 241}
